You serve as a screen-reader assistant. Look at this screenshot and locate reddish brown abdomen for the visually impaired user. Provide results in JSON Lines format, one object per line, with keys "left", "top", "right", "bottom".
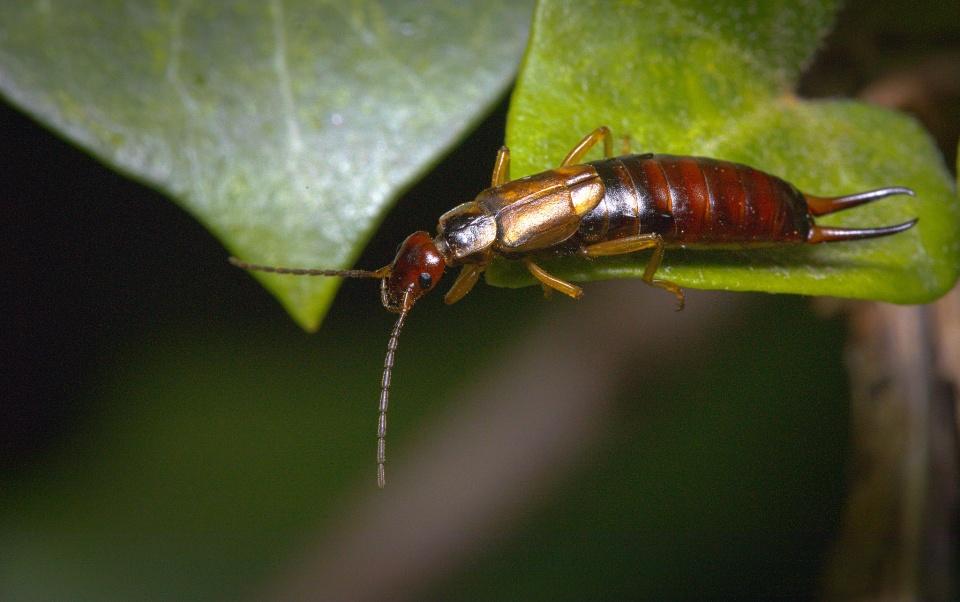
{"left": 580, "top": 155, "right": 812, "bottom": 244}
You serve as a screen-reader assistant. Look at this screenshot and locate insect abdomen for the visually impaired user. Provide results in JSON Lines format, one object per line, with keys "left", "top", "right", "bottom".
{"left": 581, "top": 154, "right": 812, "bottom": 244}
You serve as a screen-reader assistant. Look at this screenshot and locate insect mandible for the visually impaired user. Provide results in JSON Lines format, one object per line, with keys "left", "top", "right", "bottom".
{"left": 230, "top": 126, "right": 917, "bottom": 488}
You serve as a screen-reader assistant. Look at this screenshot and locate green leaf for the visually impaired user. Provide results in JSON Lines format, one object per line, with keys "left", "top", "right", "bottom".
{"left": 486, "top": 0, "right": 959, "bottom": 304}
{"left": 0, "top": 1, "right": 532, "bottom": 330}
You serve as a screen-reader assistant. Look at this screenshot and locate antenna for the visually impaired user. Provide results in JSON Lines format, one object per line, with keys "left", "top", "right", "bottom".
{"left": 230, "top": 256, "right": 421, "bottom": 488}
{"left": 377, "top": 286, "right": 414, "bottom": 489}
{"left": 228, "top": 256, "right": 388, "bottom": 279}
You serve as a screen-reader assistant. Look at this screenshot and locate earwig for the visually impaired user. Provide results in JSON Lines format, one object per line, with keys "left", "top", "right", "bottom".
{"left": 231, "top": 126, "right": 917, "bottom": 488}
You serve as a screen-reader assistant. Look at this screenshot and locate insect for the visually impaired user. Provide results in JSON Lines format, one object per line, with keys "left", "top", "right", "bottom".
{"left": 230, "top": 126, "right": 917, "bottom": 487}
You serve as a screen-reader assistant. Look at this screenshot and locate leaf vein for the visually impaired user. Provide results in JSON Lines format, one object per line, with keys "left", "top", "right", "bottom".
{"left": 270, "top": 0, "right": 304, "bottom": 161}
{"left": 166, "top": 0, "right": 198, "bottom": 115}
{"left": 330, "top": 2, "right": 440, "bottom": 113}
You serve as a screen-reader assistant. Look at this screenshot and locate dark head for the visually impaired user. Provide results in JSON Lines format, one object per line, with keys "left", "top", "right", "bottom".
{"left": 381, "top": 231, "right": 446, "bottom": 312}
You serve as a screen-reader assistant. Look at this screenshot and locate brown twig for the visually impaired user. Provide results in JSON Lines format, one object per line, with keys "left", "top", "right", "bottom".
{"left": 823, "top": 295, "right": 958, "bottom": 600}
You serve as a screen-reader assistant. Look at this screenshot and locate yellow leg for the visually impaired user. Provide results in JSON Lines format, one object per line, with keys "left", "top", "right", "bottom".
{"left": 443, "top": 264, "right": 484, "bottom": 305}
{"left": 582, "top": 233, "right": 662, "bottom": 257}
{"left": 561, "top": 126, "right": 614, "bottom": 166}
{"left": 491, "top": 146, "right": 511, "bottom": 187}
{"left": 524, "top": 258, "right": 583, "bottom": 300}
{"left": 583, "top": 234, "right": 685, "bottom": 310}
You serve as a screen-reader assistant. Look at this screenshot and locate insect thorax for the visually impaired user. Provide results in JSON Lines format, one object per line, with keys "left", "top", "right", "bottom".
{"left": 436, "top": 201, "right": 497, "bottom": 264}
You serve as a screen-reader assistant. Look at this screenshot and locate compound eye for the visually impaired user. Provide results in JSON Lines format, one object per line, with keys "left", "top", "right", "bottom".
{"left": 418, "top": 272, "right": 433, "bottom": 290}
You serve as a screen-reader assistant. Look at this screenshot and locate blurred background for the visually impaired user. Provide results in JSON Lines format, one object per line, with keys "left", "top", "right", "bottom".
{"left": 2, "top": 1, "right": 958, "bottom": 600}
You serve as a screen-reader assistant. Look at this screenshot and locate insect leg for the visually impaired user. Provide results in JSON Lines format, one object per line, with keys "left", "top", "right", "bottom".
{"left": 523, "top": 258, "right": 583, "bottom": 299}
{"left": 583, "top": 234, "right": 685, "bottom": 310}
{"left": 561, "top": 126, "right": 614, "bottom": 166}
{"left": 443, "top": 264, "right": 485, "bottom": 304}
{"left": 491, "top": 146, "right": 511, "bottom": 187}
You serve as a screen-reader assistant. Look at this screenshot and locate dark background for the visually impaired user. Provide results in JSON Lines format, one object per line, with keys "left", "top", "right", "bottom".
{"left": 2, "top": 1, "right": 957, "bottom": 600}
